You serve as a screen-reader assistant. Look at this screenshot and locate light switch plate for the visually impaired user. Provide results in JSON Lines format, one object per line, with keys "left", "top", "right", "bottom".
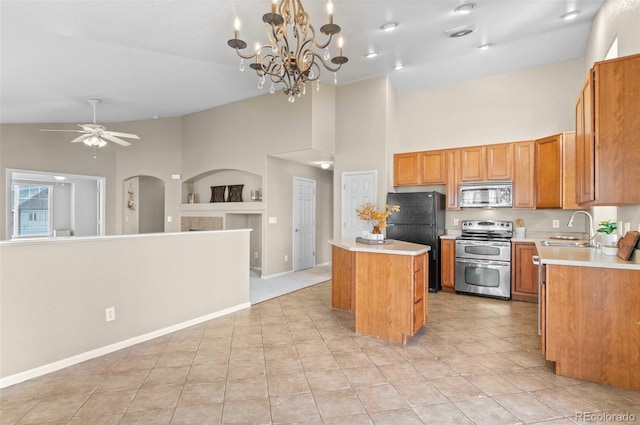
{"left": 268, "top": 217, "right": 277, "bottom": 224}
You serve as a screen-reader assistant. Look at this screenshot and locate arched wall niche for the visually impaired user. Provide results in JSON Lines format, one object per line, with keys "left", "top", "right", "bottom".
{"left": 182, "top": 168, "right": 263, "bottom": 204}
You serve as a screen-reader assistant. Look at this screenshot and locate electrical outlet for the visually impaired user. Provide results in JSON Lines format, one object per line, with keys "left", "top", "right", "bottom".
{"left": 167, "top": 216, "right": 172, "bottom": 223}
{"left": 284, "top": 255, "right": 288, "bottom": 262}
{"left": 553, "top": 220, "right": 560, "bottom": 228}
{"left": 453, "top": 219, "right": 459, "bottom": 226}
{"left": 254, "top": 251, "right": 259, "bottom": 259}
{"left": 105, "top": 307, "right": 115, "bottom": 322}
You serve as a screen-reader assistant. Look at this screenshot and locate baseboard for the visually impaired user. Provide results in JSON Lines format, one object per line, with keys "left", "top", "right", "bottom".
{"left": 0, "top": 302, "right": 251, "bottom": 389}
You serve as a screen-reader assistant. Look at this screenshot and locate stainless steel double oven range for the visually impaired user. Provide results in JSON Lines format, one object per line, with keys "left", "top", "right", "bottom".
{"left": 455, "top": 220, "right": 513, "bottom": 300}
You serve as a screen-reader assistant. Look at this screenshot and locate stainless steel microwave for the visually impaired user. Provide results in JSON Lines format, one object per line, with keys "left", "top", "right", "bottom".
{"left": 459, "top": 181, "right": 513, "bottom": 208}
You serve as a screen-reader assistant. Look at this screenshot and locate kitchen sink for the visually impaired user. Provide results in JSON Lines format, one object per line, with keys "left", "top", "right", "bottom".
{"left": 540, "top": 240, "right": 592, "bottom": 248}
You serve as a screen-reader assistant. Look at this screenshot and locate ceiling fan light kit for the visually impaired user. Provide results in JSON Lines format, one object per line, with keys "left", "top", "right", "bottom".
{"left": 227, "top": 0, "right": 348, "bottom": 103}
{"left": 40, "top": 99, "right": 140, "bottom": 155}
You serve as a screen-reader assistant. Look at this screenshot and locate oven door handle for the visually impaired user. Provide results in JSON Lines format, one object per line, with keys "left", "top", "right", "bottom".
{"left": 456, "top": 240, "right": 510, "bottom": 247}
{"left": 456, "top": 258, "right": 510, "bottom": 267}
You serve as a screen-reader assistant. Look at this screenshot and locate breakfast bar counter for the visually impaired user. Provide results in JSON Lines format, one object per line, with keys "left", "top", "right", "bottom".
{"left": 329, "top": 238, "right": 430, "bottom": 344}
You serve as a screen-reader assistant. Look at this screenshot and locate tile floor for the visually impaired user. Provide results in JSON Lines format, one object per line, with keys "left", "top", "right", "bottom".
{"left": 1, "top": 283, "right": 639, "bottom": 425}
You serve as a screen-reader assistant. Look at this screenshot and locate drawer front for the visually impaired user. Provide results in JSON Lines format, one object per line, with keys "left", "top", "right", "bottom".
{"left": 414, "top": 273, "right": 425, "bottom": 303}
{"left": 414, "top": 255, "right": 424, "bottom": 272}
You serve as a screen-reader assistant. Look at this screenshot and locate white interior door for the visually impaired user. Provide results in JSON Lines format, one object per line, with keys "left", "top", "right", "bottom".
{"left": 342, "top": 170, "right": 377, "bottom": 238}
{"left": 293, "top": 177, "right": 316, "bottom": 271}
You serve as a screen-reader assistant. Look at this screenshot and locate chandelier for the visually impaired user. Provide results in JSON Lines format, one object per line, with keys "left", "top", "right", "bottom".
{"left": 227, "top": 0, "right": 348, "bottom": 103}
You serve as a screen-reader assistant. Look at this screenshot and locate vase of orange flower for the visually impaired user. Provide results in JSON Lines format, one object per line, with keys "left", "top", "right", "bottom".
{"left": 356, "top": 203, "right": 400, "bottom": 239}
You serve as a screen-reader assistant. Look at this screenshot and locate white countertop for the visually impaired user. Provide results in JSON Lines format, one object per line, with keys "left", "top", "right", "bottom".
{"left": 329, "top": 238, "right": 430, "bottom": 256}
{"left": 534, "top": 240, "right": 640, "bottom": 270}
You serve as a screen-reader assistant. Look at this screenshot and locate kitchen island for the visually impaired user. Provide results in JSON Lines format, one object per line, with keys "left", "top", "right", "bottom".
{"left": 536, "top": 242, "right": 640, "bottom": 391}
{"left": 329, "top": 238, "right": 430, "bottom": 344}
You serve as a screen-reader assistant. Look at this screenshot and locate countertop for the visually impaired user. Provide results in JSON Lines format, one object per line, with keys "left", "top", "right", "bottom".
{"left": 534, "top": 240, "right": 640, "bottom": 270}
{"left": 329, "top": 238, "right": 430, "bottom": 256}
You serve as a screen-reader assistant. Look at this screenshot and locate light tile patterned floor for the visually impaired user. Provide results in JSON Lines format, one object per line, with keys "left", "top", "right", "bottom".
{"left": 1, "top": 283, "right": 639, "bottom": 424}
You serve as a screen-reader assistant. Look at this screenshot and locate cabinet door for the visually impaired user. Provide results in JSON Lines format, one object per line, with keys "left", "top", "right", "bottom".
{"left": 561, "top": 132, "right": 580, "bottom": 209}
{"left": 460, "top": 146, "right": 486, "bottom": 181}
{"left": 445, "top": 149, "right": 461, "bottom": 210}
{"left": 512, "top": 141, "right": 535, "bottom": 209}
{"left": 575, "top": 72, "right": 595, "bottom": 205}
{"left": 420, "top": 150, "right": 446, "bottom": 184}
{"left": 440, "top": 238, "right": 455, "bottom": 289}
{"left": 486, "top": 143, "right": 513, "bottom": 181}
{"left": 511, "top": 242, "right": 538, "bottom": 302}
{"left": 393, "top": 153, "right": 420, "bottom": 186}
{"left": 593, "top": 54, "right": 640, "bottom": 204}
{"left": 535, "top": 135, "right": 562, "bottom": 209}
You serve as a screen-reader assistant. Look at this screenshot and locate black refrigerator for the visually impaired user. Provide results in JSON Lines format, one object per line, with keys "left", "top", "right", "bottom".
{"left": 386, "top": 191, "right": 446, "bottom": 293}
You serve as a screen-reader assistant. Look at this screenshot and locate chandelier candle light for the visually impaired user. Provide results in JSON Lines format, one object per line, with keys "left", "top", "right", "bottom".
{"left": 228, "top": 0, "right": 348, "bottom": 103}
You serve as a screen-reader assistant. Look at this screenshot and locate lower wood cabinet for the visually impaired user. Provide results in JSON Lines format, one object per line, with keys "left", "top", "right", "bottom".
{"left": 511, "top": 242, "right": 538, "bottom": 303}
{"left": 440, "top": 238, "right": 455, "bottom": 290}
{"left": 331, "top": 246, "right": 428, "bottom": 344}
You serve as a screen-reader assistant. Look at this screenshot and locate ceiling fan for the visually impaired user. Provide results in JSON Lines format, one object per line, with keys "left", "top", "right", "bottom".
{"left": 41, "top": 99, "right": 140, "bottom": 147}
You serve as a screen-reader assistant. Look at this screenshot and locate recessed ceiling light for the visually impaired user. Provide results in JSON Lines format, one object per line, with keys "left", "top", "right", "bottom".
{"left": 364, "top": 51, "right": 379, "bottom": 59}
{"left": 561, "top": 10, "right": 581, "bottom": 20}
{"left": 320, "top": 163, "right": 331, "bottom": 169}
{"left": 54, "top": 176, "right": 67, "bottom": 181}
{"left": 380, "top": 22, "right": 398, "bottom": 32}
{"left": 393, "top": 64, "right": 404, "bottom": 70}
{"left": 445, "top": 24, "right": 476, "bottom": 38}
{"left": 478, "top": 43, "right": 491, "bottom": 50}
{"left": 449, "top": 29, "right": 473, "bottom": 38}
{"left": 453, "top": 3, "right": 476, "bottom": 14}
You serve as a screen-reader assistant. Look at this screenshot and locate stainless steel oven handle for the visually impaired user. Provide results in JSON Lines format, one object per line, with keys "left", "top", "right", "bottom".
{"left": 456, "top": 258, "right": 511, "bottom": 267}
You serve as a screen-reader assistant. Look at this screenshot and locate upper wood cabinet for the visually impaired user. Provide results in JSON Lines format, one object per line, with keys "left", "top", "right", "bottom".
{"left": 486, "top": 143, "right": 513, "bottom": 180}
{"left": 535, "top": 135, "right": 562, "bottom": 209}
{"left": 460, "top": 144, "right": 512, "bottom": 182}
{"left": 445, "top": 149, "right": 461, "bottom": 210}
{"left": 393, "top": 152, "right": 420, "bottom": 186}
{"left": 561, "top": 132, "right": 580, "bottom": 210}
{"left": 460, "top": 146, "right": 486, "bottom": 181}
{"left": 575, "top": 53, "right": 640, "bottom": 205}
{"left": 420, "top": 150, "right": 447, "bottom": 185}
{"left": 512, "top": 141, "right": 536, "bottom": 209}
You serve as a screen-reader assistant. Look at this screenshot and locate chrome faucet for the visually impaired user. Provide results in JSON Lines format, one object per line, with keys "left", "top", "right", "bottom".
{"left": 567, "top": 210, "right": 597, "bottom": 246}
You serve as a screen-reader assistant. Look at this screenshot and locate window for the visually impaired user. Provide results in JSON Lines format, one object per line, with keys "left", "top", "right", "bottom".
{"left": 10, "top": 183, "right": 52, "bottom": 237}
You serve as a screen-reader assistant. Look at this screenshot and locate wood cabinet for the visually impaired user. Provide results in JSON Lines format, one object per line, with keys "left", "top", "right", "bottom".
{"left": 419, "top": 150, "right": 447, "bottom": 184}
{"left": 460, "top": 144, "right": 512, "bottom": 182}
{"left": 575, "top": 53, "right": 640, "bottom": 205}
{"left": 535, "top": 135, "right": 562, "bottom": 209}
{"left": 542, "top": 264, "right": 640, "bottom": 391}
{"left": 460, "top": 146, "right": 486, "bottom": 182}
{"left": 511, "top": 242, "right": 538, "bottom": 303}
{"left": 393, "top": 152, "right": 420, "bottom": 186}
{"left": 331, "top": 243, "right": 428, "bottom": 345}
{"left": 445, "top": 149, "right": 461, "bottom": 210}
{"left": 486, "top": 143, "right": 513, "bottom": 180}
{"left": 440, "top": 238, "right": 455, "bottom": 290}
{"left": 561, "top": 132, "right": 580, "bottom": 210}
{"left": 512, "top": 141, "right": 536, "bottom": 209}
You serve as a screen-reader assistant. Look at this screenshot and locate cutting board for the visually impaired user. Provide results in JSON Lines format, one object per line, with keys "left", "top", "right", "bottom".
{"left": 617, "top": 231, "right": 640, "bottom": 261}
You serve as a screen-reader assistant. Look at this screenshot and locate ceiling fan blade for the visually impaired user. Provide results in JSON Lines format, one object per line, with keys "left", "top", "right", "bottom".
{"left": 40, "top": 129, "right": 86, "bottom": 133}
{"left": 101, "top": 134, "right": 131, "bottom": 146}
{"left": 70, "top": 134, "right": 92, "bottom": 144}
{"left": 104, "top": 131, "right": 140, "bottom": 140}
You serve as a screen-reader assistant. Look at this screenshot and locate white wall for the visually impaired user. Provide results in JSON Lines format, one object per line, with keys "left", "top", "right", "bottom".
{"left": 334, "top": 77, "right": 391, "bottom": 238}
{"left": 396, "top": 59, "right": 585, "bottom": 153}
{"left": 139, "top": 176, "right": 165, "bottom": 234}
{"left": 73, "top": 179, "right": 98, "bottom": 236}
{"left": 0, "top": 230, "right": 251, "bottom": 385}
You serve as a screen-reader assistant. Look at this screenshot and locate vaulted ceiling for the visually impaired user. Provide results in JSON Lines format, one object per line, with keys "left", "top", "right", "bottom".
{"left": 1, "top": 0, "right": 604, "bottom": 124}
